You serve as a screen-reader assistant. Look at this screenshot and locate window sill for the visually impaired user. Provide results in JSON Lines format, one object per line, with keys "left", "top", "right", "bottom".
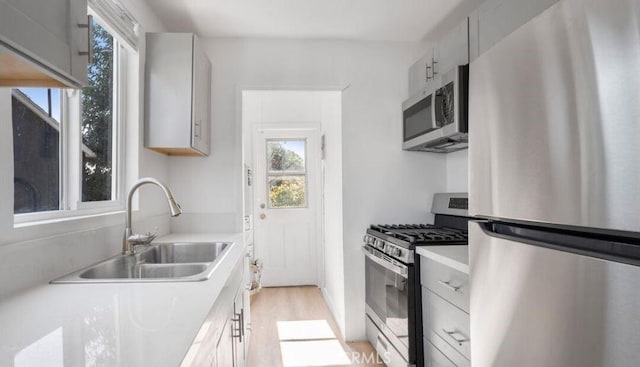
{"left": 14, "top": 209, "right": 125, "bottom": 229}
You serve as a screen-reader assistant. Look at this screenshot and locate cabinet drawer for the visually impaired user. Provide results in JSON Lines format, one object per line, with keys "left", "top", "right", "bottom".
{"left": 422, "top": 288, "right": 470, "bottom": 360}
{"left": 420, "top": 256, "right": 470, "bottom": 313}
{"left": 424, "top": 337, "right": 455, "bottom": 367}
{"left": 426, "top": 333, "right": 470, "bottom": 367}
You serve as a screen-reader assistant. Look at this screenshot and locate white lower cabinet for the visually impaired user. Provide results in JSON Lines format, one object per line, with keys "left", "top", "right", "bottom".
{"left": 181, "top": 254, "right": 251, "bottom": 367}
{"left": 424, "top": 338, "right": 456, "bottom": 367}
{"left": 419, "top": 249, "right": 470, "bottom": 367}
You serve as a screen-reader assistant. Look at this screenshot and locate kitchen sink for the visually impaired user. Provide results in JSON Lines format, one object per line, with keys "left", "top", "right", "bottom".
{"left": 51, "top": 242, "right": 232, "bottom": 283}
{"left": 138, "top": 242, "right": 228, "bottom": 264}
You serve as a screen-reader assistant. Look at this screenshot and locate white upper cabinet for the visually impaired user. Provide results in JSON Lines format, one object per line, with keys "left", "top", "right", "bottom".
{"left": 469, "top": 0, "right": 559, "bottom": 61}
{"left": 145, "top": 33, "right": 212, "bottom": 156}
{"left": 432, "top": 18, "right": 469, "bottom": 78}
{"left": 408, "top": 18, "right": 469, "bottom": 97}
{"left": 408, "top": 52, "right": 432, "bottom": 97}
{"left": 0, "top": 0, "right": 89, "bottom": 87}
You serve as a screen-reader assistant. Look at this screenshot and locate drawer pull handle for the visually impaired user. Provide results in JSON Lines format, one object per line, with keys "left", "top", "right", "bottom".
{"left": 442, "top": 329, "right": 468, "bottom": 346}
{"left": 376, "top": 336, "right": 388, "bottom": 351}
{"left": 438, "top": 280, "right": 462, "bottom": 293}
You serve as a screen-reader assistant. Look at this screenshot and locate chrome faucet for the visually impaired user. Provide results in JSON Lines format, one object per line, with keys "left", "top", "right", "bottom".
{"left": 122, "top": 177, "right": 182, "bottom": 255}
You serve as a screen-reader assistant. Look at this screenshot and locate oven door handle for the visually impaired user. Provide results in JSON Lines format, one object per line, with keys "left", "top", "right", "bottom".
{"left": 361, "top": 246, "right": 409, "bottom": 279}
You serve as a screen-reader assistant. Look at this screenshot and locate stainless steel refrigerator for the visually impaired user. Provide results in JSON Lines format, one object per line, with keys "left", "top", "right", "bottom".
{"left": 468, "top": 0, "right": 640, "bottom": 366}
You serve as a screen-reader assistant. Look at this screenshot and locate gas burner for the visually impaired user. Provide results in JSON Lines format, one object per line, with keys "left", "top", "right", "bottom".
{"left": 369, "top": 224, "right": 468, "bottom": 245}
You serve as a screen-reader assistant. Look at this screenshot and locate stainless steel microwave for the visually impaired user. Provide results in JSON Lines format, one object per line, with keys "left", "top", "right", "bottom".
{"left": 402, "top": 64, "right": 469, "bottom": 153}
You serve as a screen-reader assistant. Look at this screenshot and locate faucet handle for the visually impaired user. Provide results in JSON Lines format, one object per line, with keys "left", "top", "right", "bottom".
{"left": 127, "top": 232, "right": 157, "bottom": 245}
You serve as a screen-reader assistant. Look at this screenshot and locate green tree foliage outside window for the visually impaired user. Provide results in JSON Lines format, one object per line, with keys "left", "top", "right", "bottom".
{"left": 268, "top": 142, "right": 304, "bottom": 172}
{"left": 82, "top": 21, "right": 114, "bottom": 202}
{"left": 267, "top": 141, "right": 306, "bottom": 208}
{"left": 269, "top": 177, "right": 306, "bottom": 208}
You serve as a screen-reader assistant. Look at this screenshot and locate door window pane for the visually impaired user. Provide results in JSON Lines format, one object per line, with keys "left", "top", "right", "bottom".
{"left": 268, "top": 140, "right": 305, "bottom": 172}
{"left": 267, "top": 139, "right": 307, "bottom": 209}
{"left": 12, "top": 89, "right": 61, "bottom": 213}
{"left": 82, "top": 19, "right": 115, "bottom": 202}
{"left": 268, "top": 176, "right": 307, "bottom": 208}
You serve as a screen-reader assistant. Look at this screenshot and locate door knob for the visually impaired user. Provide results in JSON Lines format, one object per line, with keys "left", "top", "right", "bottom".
{"left": 259, "top": 213, "right": 266, "bottom": 220}
{"left": 260, "top": 203, "right": 266, "bottom": 209}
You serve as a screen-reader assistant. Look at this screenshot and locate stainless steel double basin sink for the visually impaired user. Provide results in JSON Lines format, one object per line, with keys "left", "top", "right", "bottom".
{"left": 52, "top": 242, "right": 231, "bottom": 283}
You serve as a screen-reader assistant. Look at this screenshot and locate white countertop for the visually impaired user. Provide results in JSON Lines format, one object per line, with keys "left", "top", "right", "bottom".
{"left": 416, "top": 245, "right": 469, "bottom": 274}
{"left": 0, "top": 233, "right": 245, "bottom": 367}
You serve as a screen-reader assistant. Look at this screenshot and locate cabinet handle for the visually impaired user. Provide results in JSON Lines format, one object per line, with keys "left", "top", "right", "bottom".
{"left": 438, "top": 280, "right": 462, "bottom": 293}
{"left": 426, "top": 63, "right": 432, "bottom": 82}
{"left": 431, "top": 57, "right": 438, "bottom": 78}
{"left": 376, "top": 336, "right": 388, "bottom": 352}
{"left": 78, "top": 15, "right": 94, "bottom": 65}
{"left": 442, "top": 329, "right": 468, "bottom": 346}
{"left": 194, "top": 120, "right": 202, "bottom": 138}
{"left": 240, "top": 308, "right": 245, "bottom": 337}
{"left": 232, "top": 313, "right": 243, "bottom": 342}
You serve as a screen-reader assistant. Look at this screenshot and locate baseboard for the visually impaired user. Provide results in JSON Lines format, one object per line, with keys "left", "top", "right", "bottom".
{"left": 321, "top": 287, "right": 345, "bottom": 338}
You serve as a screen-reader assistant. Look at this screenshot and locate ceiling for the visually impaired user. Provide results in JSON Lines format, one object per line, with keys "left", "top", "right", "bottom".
{"left": 142, "top": 0, "right": 484, "bottom": 42}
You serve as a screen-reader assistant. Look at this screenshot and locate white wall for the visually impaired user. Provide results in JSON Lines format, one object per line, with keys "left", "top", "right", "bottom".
{"left": 241, "top": 90, "right": 345, "bottom": 335}
{"left": 0, "top": 0, "right": 170, "bottom": 298}
{"left": 166, "top": 38, "right": 447, "bottom": 340}
{"left": 446, "top": 150, "right": 469, "bottom": 192}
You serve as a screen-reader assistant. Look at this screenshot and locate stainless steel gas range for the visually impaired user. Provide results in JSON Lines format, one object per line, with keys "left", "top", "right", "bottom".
{"left": 362, "top": 193, "right": 469, "bottom": 367}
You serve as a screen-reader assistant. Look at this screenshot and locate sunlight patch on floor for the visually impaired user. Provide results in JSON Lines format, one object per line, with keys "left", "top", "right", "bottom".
{"left": 280, "top": 340, "right": 351, "bottom": 366}
{"left": 277, "top": 320, "right": 336, "bottom": 341}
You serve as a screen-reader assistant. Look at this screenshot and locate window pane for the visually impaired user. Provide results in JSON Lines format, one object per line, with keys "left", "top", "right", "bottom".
{"left": 82, "top": 19, "right": 114, "bottom": 202}
{"left": 268, "top": 176, "right": 307, "bottom": 208}
{"left": 267, "top": 140, "right": 305, "bottom": 172}
{"left": 12, "top": 89, "right": 61, "bottom": 213}
{"left": 15, "top": 88, "right": 61, "bottom": 123}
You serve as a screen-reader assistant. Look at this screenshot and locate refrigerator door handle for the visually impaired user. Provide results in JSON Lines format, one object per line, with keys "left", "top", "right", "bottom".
{"left": 472, "top": 219, "right": 640, "bottom": 266}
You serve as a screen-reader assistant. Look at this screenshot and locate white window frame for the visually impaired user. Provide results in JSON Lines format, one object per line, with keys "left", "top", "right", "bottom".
{"left": 266, "top": 138, "right": 309, "bottom": 209}
{"left": 13, "top": 10, "right": 132, "bottom": 225}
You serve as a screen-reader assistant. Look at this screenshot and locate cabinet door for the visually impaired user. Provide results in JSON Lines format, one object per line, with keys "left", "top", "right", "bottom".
{"left": 214, "top": 319, "right": 234, "bottom": 367}
{"left": 232, "top": 288, "right": 246, "bottom": 367}
{"left": 433, "top": 18, "right": 469, "bottom": 76}
{"left": 473, "top": 0, "right": 558, "bottom": 57}
{"left": 191, "top": 35, "right": 211, "bottom": 155}
{"left": 69, "top": 0, "right": 89, "bottom": 85}
{"left": 0, "top": 0, "right": 87, "bottom": 86}
{"left": 408, "top": 52, "right": 432, "bottom": 97}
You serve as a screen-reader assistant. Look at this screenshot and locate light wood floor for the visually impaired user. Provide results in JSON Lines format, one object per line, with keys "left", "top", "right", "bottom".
{"left": 246, "top": 286, "right": 384, "bottom": 367}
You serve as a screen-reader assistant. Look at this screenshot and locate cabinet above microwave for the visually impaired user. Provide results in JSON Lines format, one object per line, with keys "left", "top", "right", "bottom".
{"left": 0, "top": 0, "right": 89, "bottom": 88}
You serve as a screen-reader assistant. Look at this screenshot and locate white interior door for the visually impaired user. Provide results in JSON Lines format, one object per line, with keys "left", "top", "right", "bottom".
{"left": 254, "top": 124, "right": 321, "bottom": 287}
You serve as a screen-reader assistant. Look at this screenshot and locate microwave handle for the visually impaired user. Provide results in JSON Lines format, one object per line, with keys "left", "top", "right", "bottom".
{"left": 431, "top": 89, "right": 438, "bottom": 128}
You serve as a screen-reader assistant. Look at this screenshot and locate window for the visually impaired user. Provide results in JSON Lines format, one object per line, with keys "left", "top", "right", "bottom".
{"left": 11, "top": 13, "right": 134, "bottom": 221}
{"left": 267, "top": 140, "right": 307, "bottom": 208}
{"left": 82, "top": 19, "right": 115, "bottom": 202}
{"left": 12, "top": 88, "right": 62, "bottom": 214}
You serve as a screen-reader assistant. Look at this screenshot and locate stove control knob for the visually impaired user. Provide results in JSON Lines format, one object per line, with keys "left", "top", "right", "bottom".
{"left": 394, "top": 248, "right": 402, "bottom": 257}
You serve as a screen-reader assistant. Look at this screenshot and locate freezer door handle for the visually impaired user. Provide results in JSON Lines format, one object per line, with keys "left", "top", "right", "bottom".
{"left": 473, "top": 219, "right": 640, "bottom": 266}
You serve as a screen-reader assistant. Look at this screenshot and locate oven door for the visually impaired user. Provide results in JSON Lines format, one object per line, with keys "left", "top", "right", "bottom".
{"left": 362, "top": 245, "right": 415, "bottom": 363}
